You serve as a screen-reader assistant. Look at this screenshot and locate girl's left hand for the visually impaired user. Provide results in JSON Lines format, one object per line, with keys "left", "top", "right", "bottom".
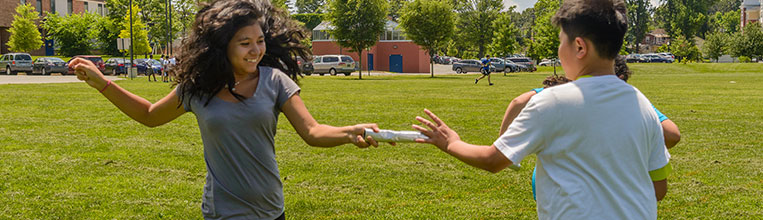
{"left": 349, "top": 124, "right": 396, "bottom": 148}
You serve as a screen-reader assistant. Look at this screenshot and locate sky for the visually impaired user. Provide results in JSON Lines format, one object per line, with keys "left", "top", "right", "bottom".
{"left": 503, "top": 0, "right": 663, "bottom": 12}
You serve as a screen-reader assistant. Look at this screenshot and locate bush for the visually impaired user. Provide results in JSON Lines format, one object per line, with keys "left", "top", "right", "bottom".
{"left": 739, "top": 56, "right": 751, "bottom": 63}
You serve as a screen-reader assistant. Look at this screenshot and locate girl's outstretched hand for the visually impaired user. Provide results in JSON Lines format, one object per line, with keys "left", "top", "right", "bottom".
{"left": 69, "top": 58, "right": 107, "bottom": 90}
{"left": 349, "top": 123, "right": 396, "bottom": 148}
{"left": 413, "top": 109, "right": 461, "bottom": 152}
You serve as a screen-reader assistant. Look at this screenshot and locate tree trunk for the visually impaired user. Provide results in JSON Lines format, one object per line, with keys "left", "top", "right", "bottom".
{"left": 357, "top": 49, "right": 362, "bottom": 80}
{"left": 430, "top": 53, "right": 434, "bottom": 78}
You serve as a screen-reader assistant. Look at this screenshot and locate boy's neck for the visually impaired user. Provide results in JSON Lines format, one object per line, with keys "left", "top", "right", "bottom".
{"left": 571, "top": 58, "right": 615, "bottom": 80}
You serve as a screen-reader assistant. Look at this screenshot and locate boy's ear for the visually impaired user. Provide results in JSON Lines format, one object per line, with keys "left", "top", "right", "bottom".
{"left": 574, "top": 37, "right": 588, "bottom": 59}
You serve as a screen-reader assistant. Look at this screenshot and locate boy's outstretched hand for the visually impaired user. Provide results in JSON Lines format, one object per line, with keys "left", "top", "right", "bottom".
{"left": 69, "top": 58, "right": 108, "bottom": 90}
{"left": 413, "top": 109, "right": 461, "bottom": 151}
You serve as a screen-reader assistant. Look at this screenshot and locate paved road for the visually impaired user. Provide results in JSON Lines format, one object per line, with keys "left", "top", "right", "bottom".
{"left": 0, "top": 75, "right": 123, "bottom": 85}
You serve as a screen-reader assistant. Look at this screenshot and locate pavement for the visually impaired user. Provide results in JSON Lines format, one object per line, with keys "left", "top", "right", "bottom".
{"left": 0, "top": 64, "right": 461, "bottom": 84}
{"left": 0, "top": 74, "right": 123, "bottom": 85}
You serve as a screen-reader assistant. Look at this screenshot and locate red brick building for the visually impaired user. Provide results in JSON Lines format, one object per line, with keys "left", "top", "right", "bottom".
{"left": 0, "top": 0, "right": 106, "bottom": 55}
{"left": 311, "top": 20, "right": 430, "bottom": 73}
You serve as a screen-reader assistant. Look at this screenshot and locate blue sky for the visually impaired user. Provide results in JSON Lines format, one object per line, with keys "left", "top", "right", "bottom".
{"left": 504, "top": 0, "right": 663, "bottom": 12}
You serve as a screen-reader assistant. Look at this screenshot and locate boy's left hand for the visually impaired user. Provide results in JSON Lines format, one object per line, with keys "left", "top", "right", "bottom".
{"left": 413, "top": 109, "right": 461, "bottom": 151}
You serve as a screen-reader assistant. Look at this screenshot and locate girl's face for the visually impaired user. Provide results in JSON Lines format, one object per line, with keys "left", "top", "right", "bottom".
{"left": 227, "top": 23, "right": 266, "bottom": 76}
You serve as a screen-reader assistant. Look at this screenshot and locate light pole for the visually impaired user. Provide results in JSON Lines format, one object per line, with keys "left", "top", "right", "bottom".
{"left": 129, "top": 0, "right": 134, "bottom": 79}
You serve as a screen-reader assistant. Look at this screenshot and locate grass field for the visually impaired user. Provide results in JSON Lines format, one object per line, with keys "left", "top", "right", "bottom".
{"left": 1, "top": 63, "right": 761, "bottom": 219}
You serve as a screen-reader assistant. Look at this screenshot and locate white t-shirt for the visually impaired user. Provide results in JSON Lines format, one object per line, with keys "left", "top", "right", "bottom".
{"left": 494, "top": 75, "right": 670, "bottom": 220}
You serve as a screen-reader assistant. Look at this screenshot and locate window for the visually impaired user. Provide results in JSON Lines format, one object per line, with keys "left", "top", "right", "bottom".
{"left": 341, "top": 56, "right": 353, "bottom": 62}
{"left": 50, "top": 0, "right": 55, "bottom": 13}
{"left": 20, "top": 0, "right": 25, "bottom": 4}
{"left": 67, "top": 0, "right": 72, "bottom": 14}
{"left": 84, "top": 2, "right": 88, "bottom": 12}
{"left": 36, "top": 0, "right": 42, "bottom": 15}
{"left": 323, "top": 56, "right": 338, "bottom": 62}
{"left": 98, "top": 4, "right": 102, "bottom": 15}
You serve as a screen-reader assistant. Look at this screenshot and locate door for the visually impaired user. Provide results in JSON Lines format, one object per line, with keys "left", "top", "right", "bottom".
{"left": 389, "top": 54, "right": 402, "bottom": 73}
{"left": 45, "top": 39, "right": 55, "bottom": 56}
{"left": 367, "top": 54, "right": 374, "bottom": 71}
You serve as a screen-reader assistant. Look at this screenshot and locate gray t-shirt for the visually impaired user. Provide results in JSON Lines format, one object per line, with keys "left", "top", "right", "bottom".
{"left": 180, "top": 66, "right": 300, "bottom": 220}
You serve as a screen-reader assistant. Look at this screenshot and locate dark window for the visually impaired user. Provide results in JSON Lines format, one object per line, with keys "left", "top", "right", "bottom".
{"left": 36, "top": 0, "right": 42, "bottom": 15}
{"left": 17, "top": 55, "right": 32, "bottom": 60}
{"left": 341, "top": 57, "right": 353, "bottom": 62}
{"left": 20, "top": 0, "right": 25, "bottom": 4}
{"left": 50, "top": 0, "right": 55, "bottom": 13}
{"left": 323, "top": 56, "right": 338, "bottom": 62}
{"left": 67, "top": 0, "right": 72, "bottom": 14}
{"left": 84, "top": 2, "right": 88, "bottom": 12}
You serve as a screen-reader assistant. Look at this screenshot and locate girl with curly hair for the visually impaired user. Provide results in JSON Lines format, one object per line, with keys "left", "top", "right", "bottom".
{"left": 68, "top": 0, "right": 391, "bottom": 218}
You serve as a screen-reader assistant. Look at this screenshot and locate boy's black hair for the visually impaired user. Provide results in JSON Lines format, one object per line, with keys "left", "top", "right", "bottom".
{"left": 552, "top": 0, "right": 627, "bottom": 59}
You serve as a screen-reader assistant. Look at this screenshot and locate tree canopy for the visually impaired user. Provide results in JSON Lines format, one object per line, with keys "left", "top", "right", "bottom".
{"left": 399, "top": 0, "right": 455, "bottom": 77}
{"left": 8, "top": 4, "right": 43, "bottom": 53}
{"left": 327, "top": 0, "right": 388, "bottom": 79}
{"left": 119, "top": 5, "right": 152, "bottom": 56}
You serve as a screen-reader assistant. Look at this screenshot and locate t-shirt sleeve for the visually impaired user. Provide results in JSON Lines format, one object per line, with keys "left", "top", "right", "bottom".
{"left": 652, "top": 105, "right": 669, "bottom": 122}
{"left": 648, "top": 120, "right": 670, "bottom": 171}
{"left": 274, "top": 71, "right": 301, "bottom": 109}
{"left": 175, "top": 86, "right": 192, "bottom": 113}
{"left": 493, "top": 92, "right": 557, "bottom": 165}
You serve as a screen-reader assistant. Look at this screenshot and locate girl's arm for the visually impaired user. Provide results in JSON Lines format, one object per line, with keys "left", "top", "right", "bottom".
{"left": 281, "top": 93, "right": 385, "bottom": 148}
{"left": 499, "top": 91, "right": 537, "bottom": 135}
{"left": 70, "top": 58, "right": 186, "bottom": 127}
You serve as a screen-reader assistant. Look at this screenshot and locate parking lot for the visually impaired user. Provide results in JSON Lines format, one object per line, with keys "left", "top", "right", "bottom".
{"left": 0, "top": 75, "right": 123, "bottom": 85}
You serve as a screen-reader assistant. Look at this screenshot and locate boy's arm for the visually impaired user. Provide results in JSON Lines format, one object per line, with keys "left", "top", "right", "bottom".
{"left": 649, "top": 162, "right": 672, "bottom": 201}
{"left": 414, "top": 109, "right": 512, "bottom": 173}
{"left": 653, "top": 179, "right": 667, "bottom": 201}
{"left": 499, "top": 91, "right": 536, "bottom": 135}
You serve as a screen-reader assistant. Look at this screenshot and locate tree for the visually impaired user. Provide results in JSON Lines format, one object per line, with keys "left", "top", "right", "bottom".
{"left": 709, "top": 10, "right": 740, "bottom": 34}
{"left": 511, "top": 7, "right": 535, "bottom": 53}
{"left": 399, "top": 0, "right": 454, "bottom": 77}
{"left": 119, "top": 5, "right": 152, "bottom": 56}
{"left": 669, "top": 36, "right": 701, "bottom": 63}
{"left": 451, "top": 0, "right": 503, "bottom": 58}
{"left": 327, "top": 0, "right": 388, "bottom": 79}
{"left": 702, "top": 31, "right": 727, "bottom": 62}
{"left": 729, "top": 25, "right": 763, "bottom": 61}
{"left": 655, "top": 0, "right": 712, "bottom": 40}
{"left": 43, "top": 12, "right": 100, "bottom": 56}
{"left": 527, "top": 0, "right": 560, "bottom": 61}
{"left": 296, "top": 0, "right": 325, "bottom": 13}
{"left": 8, "top": 4, "right": 43, "bottom": 53}
{"left": 625, "top": 0, "right": 651, "bottom": 53}
{"left": 388, "top": 0, "right": 408, "bottom": 22}
{"left": 487, "top": 12, "right": 519, "bottom": 58}
{"left": 709, "top": 0, "right": 742, "bottom": 14}
{"left": 292, "top": 13, "right": 324, "bottom": 31}
{"left": 271, "top": 0, "right": 288, "bottom": 10}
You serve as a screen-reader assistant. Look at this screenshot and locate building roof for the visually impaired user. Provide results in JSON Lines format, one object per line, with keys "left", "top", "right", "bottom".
{"left": 313, "top": 20, "right": 400, "bottom": 31}
{"left": 741, "top": 0, "right": 761, "bottom": 7}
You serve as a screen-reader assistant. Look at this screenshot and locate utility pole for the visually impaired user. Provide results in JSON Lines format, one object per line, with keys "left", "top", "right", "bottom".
{"left": 129, "top": 0, "right": 135, "bottom": 79}
{"left": 169, "top": 0, "right": 173, "bottom": 55}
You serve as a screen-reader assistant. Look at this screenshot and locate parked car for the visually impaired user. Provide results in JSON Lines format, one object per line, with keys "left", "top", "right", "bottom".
{"left": 32, "top": 57, "right": 67, "bottom": 75}
{"left": 67, "top": 55, "right": 105, "bottom": 74}
{"left": 133, "top": 59, "right": 163, "bottom": 75}
{"left": 625, "top": 54, "right": 645, "bottom": 63}
{"left": 503, "top": 59, "right": 521, "bottom": 73}
{"left": 538, "top": 58, "right": 561, "bottom": 66}
{"left": 507, "top": 57, "right": 536, "bottom": 72}
{"left": 643, "top": 53, "right": 672, "bottom": 63}
{"left": 295, "top": 56, "right": 315, "bottom": 75}
{"left": 489, "top": 58, "right": 512, "bottom": 72}
{"left": 452, "top": 59, "right": 495, "bottom": 74}
{"left": 1, "top": 53, "right": 34, "bottom": 75}
{"left": 104, "top": 58, "right": 129, "bottom": 75}
{"left": 312, "top": 55, "right": 355, "bottom": 76}
{"left": 657, "top": 52, "right": 675, "bottom": 62}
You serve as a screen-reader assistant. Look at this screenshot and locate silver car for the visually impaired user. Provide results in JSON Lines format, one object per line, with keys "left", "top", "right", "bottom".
{"left": 452, "top": 59, "right": 496, "bottom": 74}
{"left": 33, "top": 57, "right": 68, "bottom": 75}
{"left": 1, "top": 53, "right": 34, "bottom": 75}
{"left": 312, "top": 55, "right": 356, "bottom": 76}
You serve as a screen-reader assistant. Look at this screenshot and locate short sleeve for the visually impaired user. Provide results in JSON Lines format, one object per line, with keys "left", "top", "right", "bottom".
{"left": 652, "top": 105, "right": 668, "bottom": 122}
{"left": 273, "top": 70, "right": 301, "bottom": 109}
{"left": 648, "top": 121, "right": 670, "bottom": 171}
{"left": 493, "top": 92, "right": 557, "bottom": 165}
{"left": 175, "top": 86, "right": 192, "bottom": 113}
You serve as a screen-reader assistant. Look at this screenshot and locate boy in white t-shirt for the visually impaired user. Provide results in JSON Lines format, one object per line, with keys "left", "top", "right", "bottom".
{"left": 412, "top": 0, "right": 671, "bottom": 219}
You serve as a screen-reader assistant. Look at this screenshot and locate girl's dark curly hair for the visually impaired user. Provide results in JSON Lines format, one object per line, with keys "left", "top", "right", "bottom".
{"left": 171, "top": 0, "right": 311, "bottom": 106}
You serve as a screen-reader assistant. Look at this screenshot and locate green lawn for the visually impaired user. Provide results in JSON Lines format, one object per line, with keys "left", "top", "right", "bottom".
{"left": 1, "top": 63, "right": 761, "bottom": 219}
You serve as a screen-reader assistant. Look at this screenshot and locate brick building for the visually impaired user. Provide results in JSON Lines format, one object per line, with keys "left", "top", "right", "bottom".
{"left": 741, "top": 0, "right": 763, "bottom": 28}
{"left": 312, "top": 20, "right": 430, "bottom": 73}
{"left": 0, "top": 0, "right": 106, "bottom": 55}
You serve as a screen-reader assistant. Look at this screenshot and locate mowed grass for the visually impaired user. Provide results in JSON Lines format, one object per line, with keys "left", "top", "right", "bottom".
{"left": 1, "top": 63, "right": 761, "bottom": 219}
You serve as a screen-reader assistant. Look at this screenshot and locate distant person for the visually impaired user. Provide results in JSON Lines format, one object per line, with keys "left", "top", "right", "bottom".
{"left": 475, "top": 54, "right": 493, "bottom": 86}
{"left": 413, "top": 0, "right": 671, "bottom": 218}
{"left": 161, "top": 55, "right": 170, "bottom": 82}
{"left": 147, "top": 55, "right": 157, "bottom": 82}
{"left": 168, "top": 55, "right": 177, "bottom": 82}
{"left": 69, "top": 0, "right": 394, "bottom": 219}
